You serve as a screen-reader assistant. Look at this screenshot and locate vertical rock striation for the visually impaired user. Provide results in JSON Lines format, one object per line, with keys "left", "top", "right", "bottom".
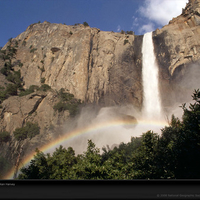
{"left": 0, "top": 22, "right": 143, "bottom": 178}
{"left": 1, "top": 0, "right": 200, "bottom": 178}
{"left": 5, "top": 22, "right": 143, "bottom": 108}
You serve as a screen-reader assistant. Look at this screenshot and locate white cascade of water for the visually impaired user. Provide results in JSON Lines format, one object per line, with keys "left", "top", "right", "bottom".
{"left": 142, "top": 32, "right": 162, "bottom": 120}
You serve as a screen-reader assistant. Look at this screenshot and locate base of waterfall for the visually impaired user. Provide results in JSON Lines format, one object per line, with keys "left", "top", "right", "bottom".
{"left": 134, "top": 118, "right": 168, "bottom": 136}
{"left": 52, "top": 107, "right": 168, "bottom": 155}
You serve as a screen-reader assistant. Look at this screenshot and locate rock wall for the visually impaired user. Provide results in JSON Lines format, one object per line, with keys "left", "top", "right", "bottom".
{"left": 0, "top": 22, "right": 143, "bottom": 178}
{"left": 1, "top": 0, "right": 200, "bottom": 179}
{"left": 10, "top": 22, "right": 143, "bottom": 107}
{"left": 153, "top": 0, "right": 200, "bottom": 111}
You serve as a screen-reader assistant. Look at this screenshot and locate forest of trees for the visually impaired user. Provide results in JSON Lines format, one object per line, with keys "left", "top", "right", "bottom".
{"left": 17, "top": 89, "right": 200, "bottom": 179}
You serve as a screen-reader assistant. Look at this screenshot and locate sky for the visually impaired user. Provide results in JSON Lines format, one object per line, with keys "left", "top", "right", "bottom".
{"left": 0, "top": 0, "right": 188, "bottom": 48}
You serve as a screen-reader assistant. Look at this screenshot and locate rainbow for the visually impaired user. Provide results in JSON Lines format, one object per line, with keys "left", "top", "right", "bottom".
{"left": 3, "top": 118, "right": 168, "bottom": 179}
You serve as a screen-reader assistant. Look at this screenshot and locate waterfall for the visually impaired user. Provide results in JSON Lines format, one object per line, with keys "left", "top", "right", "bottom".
{"left": 142, "top": 32, "right": 162, "bottom": 120}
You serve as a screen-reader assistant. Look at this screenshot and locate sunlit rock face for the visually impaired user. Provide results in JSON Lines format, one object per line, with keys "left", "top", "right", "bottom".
{"left": 0, "top": 22, "right": 143, "bottom": 177}
{"left": 153, "top": 0, "right": 200, "bottom": 113}
{"left": 3, "top": 22, "right": 143, "bottom": 109}
{"left": 0, "top": 21, "right": 143, "bottom": 143}
{"left": 1, "top": 0, "right": 200, "bottom": 179}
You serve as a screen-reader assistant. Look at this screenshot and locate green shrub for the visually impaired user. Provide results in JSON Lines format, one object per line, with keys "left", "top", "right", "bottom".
{"left": 0, "top": 49, "right": 6, "bottom": 54}
{"left": 13, "top": 122, "right": 40, "bottom": 141}
{"left": 0, "top": 67, "right": 8, "bottom": 76}
{"left": 83, "top": 22, "right": 89, "bottom": 27}
{"left": 4, "top": 60, "right": 12, "bottom": 68}
{"left": 0, "top": 86, "right": 7, "bottom": 103}
{"left": 124, "top": 39, "right": 129, "bottom": 45}
{"left": 0, "top": 90, "right": 7, "bottom": 103}
{"left": 68, "top": 103, "right": 79, "bottom": 116}
{"left": 40, "top": 77, "right": 45, "bottom": 83}
{"left": 13, "top": 127, "right": 27, "bottom": 141}
{"left": 29, "top": 85, "right": 39, "bottom": 91}
{"left": 18, "top": 62, "right": 23, "bottom": 68}
{"left": 7, "top": 46, "right": 17, "bottom": 56}
{"left": 70, "top": 31, "right": 73, "bottom": 35}
{"left": 19, "top": 90, "right": 31, "bottom": 97}
{"left": 6, "top": 70, "right": 21, "bottom": 84}
{"left": 53, "top": 101, "right": 68, "bottom": 112}
{"left": 4, "top": 54, "right": 11, "bottom": 61}
{"left": 59, "top": 88, "right": 74, "bottom": 101}
{"left": 20, "top": 84, "right": 51, "bottom": 94}
{"left": 0, "top": 131, "right": 11, "bottom": 143}
{"left": 6, "top": 70, "right": 23, "bottom": 91}
{"left": 6, "top": 84, "right": 18, "bottom": 95}
{"left": 26, "top": 122, "right": 40, "bottom": 139}
{"left": 19, "top": 86, "right": 34, "bottom": 96}
{"left": 30, "top": 48, "right": 37, "bottom": 53}
{"left": 19, "top": 85, "right": 40, "bottom": 96}
{"left": 8, "top": 38, "right": 12, "bottom": 43}
{"left": 126, "top": 31, "right": 134, "bottom": 35}
{"left": 39, "top": 84, "right": 51, "bottom": 91}
{"left": 0, "top": 54, "right": 5, "bottom": 61}
{"left": 1, "top": 61, "right": 13, "bottom": 75}
{"left": 15, "top": 41, "right": 19, "bottom": 48}
{"left": 53, "top": 88, "right": 82, "bottom": 116}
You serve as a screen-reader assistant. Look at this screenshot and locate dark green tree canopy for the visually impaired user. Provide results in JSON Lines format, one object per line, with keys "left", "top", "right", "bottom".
{"left": 17, "top": 89, "right": 200, "bottom": 179}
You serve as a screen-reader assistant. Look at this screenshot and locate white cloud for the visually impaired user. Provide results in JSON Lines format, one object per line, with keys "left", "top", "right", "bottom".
{"left": 132, "top": 16, "right": 139, "bottom": 26}
{"left": 117, "top": 25, "right": 121, "bottom": 32}
{"left": 139, "top": 23, "right": 155, "bottom": 34}
{"left": 139, "top": 0, "right": 188, "bottom": 26}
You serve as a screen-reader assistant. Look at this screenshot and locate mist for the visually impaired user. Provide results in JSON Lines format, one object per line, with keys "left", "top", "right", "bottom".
{"left": 18, "top": 61, "right": 199, "bottom": 178}
{"left": 52, "top": 53, "right": 200, "bottom": 157}
{"left": 45, "top": 40, "right": 200, "bottom": 156}
{"left": 57, "top": 104, "right": 165, "bottom": 155}
{"left": 44, "top": 42, "right": 200, "bottom": 157}
{"left": 167, "top": 62, "right": 200, "bottom": 120}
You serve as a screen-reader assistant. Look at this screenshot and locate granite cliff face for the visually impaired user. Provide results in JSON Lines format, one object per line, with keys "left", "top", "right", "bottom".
{"left": 0, "top": 21, "right": 143, "bottom": 178}
{"left": 154, "top": 0, "right": 200, "bottom": 110}
{"left": 9, "top": 22, "right": 143, "bottom": 107}
{"left": 1, "top": 0, "right": 200, "bottom": 178}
